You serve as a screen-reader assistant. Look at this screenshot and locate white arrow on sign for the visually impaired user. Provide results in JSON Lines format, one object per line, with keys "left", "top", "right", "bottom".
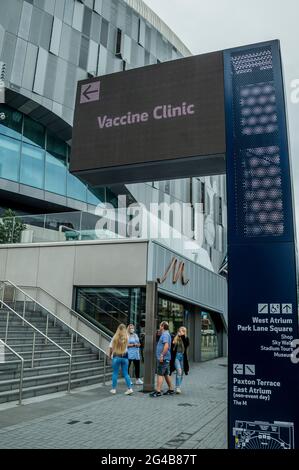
{"left": 233, "top": 364, "right": 244, "bottom": 375}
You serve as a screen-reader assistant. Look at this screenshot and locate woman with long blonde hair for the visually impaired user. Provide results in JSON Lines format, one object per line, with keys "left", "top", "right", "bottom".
{"left": 170, "top": 326, "right": 190, "bottom": 394}
{"left": 109, "top": 324, "right": 133, "bottom": 395}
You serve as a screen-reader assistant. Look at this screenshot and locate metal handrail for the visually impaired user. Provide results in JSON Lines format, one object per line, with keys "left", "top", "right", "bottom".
{"left": 78, "top": 292, "right": 125, "bottom": 327}
{"left": 31, "top": 285, "right": 111, "bottom": 342}
{"left": 0, "top": 299, "right": 71, "bottom": 360}
{"left": 2, "top": 280, "right": 109, "bottom": 359}
{"left": 0, "top": 338, "right": 24, "bottom": 404}
{"left": 86, "top": 289, "right": 129, "bottom": 318}
{"left": 0, "top": 296, "right": 72, "bottom": 393}
{"left": 75, "top": 303, "right": 115, "bottom": 337}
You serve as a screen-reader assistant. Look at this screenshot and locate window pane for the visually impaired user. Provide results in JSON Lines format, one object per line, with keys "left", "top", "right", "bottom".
{"left": 46, "top": 132, "right": 67, "bottom": 160}
{"left": 79, "top": 36, "right": 89, "bottom": 69}
{"left": 20, "top": 143, "right": 44, "bottom": 188}
{"left": 45, "top": 152, "right": 66, "bottom": 195}
{"left": 82, "top": 6, "right": 92, "bottom": 37}
{"left": 23, "top": 116, "right": 45, "bottom": 148}
{"left": 0, "top": 105, "right": 22, "bottom": 140}
{"left": 87, "top": 186, "right": 105, "bottom": 205}
{"left": 67, "top": 172, "right": 87, "bottom": 201}
{"left": 100, "top": 18, "right": 108, "bottom": 47}
{"left": 0, "top": 134, "right": 20, "bottom": 181}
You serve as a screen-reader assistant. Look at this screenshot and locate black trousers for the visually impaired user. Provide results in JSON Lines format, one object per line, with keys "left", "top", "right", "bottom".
{"left": 128, "top": 359, "right": 140, "bottom": 379}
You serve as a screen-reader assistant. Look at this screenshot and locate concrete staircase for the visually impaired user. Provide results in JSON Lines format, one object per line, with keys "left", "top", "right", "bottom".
{"left": 0, "top": 306, "right": 111, "bottom": 404}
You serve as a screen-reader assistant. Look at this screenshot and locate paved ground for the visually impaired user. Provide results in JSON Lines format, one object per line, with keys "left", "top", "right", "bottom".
{"left": 0, "top": 358, "right": 227, "bottom": 449}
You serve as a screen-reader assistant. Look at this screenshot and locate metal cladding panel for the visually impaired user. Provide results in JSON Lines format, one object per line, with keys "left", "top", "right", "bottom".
{"left": 224, "top": 40, "right": 299, "bottom": 449}
{"left": 148, "top": 241, "right": 227, "bottom": 323}
{"left": 70, "top": 51, "right": 226, "bottom": 185}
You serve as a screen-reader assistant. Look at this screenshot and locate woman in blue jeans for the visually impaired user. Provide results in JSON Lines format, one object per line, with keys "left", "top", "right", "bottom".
{"left": 170, "top": 326, "right": 190, "bottom": 394}
{"left": 109, "top": 324, "right": 133, "bottom": 395}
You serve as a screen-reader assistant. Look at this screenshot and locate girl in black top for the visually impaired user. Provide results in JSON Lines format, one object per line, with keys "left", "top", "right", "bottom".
{"left": 170, "top": 326, "right": 190, "bottom": 394}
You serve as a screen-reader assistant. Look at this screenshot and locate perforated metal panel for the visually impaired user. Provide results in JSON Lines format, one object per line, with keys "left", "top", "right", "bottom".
{"left": 225, "top": 42, "right": 294, "bottom": 243}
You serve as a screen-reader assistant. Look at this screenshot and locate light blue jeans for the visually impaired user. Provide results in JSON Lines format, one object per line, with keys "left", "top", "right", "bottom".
{"left": 175, "top": 352, "right": 184, "bottom": 387}
{"left": 112, "top": 357, "right": 131, "bottom": 389}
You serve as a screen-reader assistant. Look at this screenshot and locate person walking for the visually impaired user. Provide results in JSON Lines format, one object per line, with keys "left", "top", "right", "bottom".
{"left": 150, "top": 321, "right": 174, "bottom": 397}
{"left": 170, "top": 326, "right": 190, "bottom": 394}
{"left": 127, "top": 324, "right": 143, "bottom": 385}
{"left": 109, "top": 324, "right": 133, "bottom": 395}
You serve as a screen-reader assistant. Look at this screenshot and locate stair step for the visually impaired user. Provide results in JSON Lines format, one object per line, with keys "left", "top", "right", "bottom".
{"left": 0, "top": 373, "right": 113, "bottom": 403}
{"left": 6, "top": 344, "right": 85, "bottom": 353}
{"left": 24, "top": 352, "right": 99, "bottom": 367}
{"left": 0, "top": 358, "right": 107, "bottom": 380}
{"left": 0, "top": 365, "right": 109, "bottom": 391}
{"left": 2, "top": 335, "right": 71, "bottom": 341}
{"left": 4, "top": 348, "right": 92, "bottom": 361}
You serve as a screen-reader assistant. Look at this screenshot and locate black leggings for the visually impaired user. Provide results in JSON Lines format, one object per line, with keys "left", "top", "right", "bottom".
{"left": 128, "top": 359, "right": 140, "bottom": 379}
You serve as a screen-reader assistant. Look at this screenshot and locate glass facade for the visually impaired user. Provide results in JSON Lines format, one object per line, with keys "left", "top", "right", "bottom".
{"left": 158, "top": 296, "right": 187, "bottom": 334}
{"left": 201, "top": 311, "right": 219, "bottom": 361}
{"left": 0, "top": 104, "right": 103, "bottom": 205}
{"left": 75, "top": 286, "right": 146, "bottom": 335}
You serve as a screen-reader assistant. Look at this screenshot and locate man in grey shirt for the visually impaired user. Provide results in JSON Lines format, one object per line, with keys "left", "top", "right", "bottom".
{"left": 150, "top": 321, "right": 174, "bottom": 397}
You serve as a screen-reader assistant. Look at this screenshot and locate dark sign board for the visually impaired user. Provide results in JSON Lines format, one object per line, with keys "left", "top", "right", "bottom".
{"left": 70, "top": 52, "right": 226, "bottom": 185}
{"left": 224, "top": 40, "right": 299, "bottom": 449}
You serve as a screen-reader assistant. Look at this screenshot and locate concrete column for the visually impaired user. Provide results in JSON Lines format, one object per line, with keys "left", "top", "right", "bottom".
{"left": 186, "top": 310, "right": 194, "bottom": 362}
{"left": 193, "top": 307, "right": 202, "bottom": 363}
{"left": 143, "top": 281, "right": 158, "bottom": 392}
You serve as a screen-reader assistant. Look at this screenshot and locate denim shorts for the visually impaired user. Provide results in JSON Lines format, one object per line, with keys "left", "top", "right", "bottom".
{"left": 157, "top": 360, "right": 170, "bottom": 376}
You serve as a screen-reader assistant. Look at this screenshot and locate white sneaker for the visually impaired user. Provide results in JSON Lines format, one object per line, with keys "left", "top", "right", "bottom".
{"left": 110, "top": 389, "right": 116, "bottom": 394}
{"left": 124, "top": 388, "right": 134, "bottom": 395}
{"left": 136, "top": 378, "right": 143, "bottom": 385}
{"left": 176, "top": 388, "right": 182, "bottom": 394}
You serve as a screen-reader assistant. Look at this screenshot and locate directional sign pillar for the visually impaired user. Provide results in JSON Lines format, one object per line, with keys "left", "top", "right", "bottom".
{"left": 224, "top": 41, "right": 299, "bottom": 449}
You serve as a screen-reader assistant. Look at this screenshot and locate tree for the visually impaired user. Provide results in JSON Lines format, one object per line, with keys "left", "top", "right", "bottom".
{"left": 0, "top": 209, "right": 26, "bottom": 244}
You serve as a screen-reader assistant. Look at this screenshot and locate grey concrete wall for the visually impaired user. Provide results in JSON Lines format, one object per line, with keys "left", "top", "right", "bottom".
{"left": 0, "top": 239, "right": 148, "bottom": 307}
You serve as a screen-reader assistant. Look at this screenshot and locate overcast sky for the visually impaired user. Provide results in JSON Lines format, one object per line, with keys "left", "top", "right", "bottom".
{"left": 144, "top": 0, "right": 299, "bottom": 235}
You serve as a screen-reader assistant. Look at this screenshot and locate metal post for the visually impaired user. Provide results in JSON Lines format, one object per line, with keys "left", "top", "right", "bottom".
{"left": 103, "top": 355, "right": 106, "bottom": 386}
{"left": 19, "top": 359, "right": 24, "bottom": 405}
{"left": 76, "top": 315, "right": 79, "bottom": 343}
{"left": 67, "top": 334, "right": 73, "bottom": 393}
{"left": 45, "top": 314, "right": 49, "bottom": 344}
{"left": 12, "top": 287, "right": 16, "bottom": 311}
{"left": 31, "top": 332, "right": 36, "bottom": 368}
{"left": 143, "top": 282, "right": 158, "bottom": 393}
{"left": 22, "top": 295, "right": 26, "bottom": 326}
{"left": 5, "top": 311, "right": 9, "bottom": 343}
{"left": 0, "top": 284, "right": 4, "bottom": 308}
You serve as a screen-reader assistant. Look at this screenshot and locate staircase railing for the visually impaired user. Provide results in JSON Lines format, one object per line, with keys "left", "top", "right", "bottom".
{"left": 76, "top": 292, "right": 124, "bottom": 334}
{"left": 0, "top": 298, "right": 72, "bottom": 392}
{"left": 0, "top": 281, "right": 110, "bottom": 385}
{"left": 18, "top": 284, "right": 112, "bottom": 354}
{"left": 19, "top": 285, "right": 112, "bottom": 345}
{"left": 0, "top": 338, "right": 24, "bottom": 404}
{"left": 89, "top": 291, "right": 129, "bottom": 319}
